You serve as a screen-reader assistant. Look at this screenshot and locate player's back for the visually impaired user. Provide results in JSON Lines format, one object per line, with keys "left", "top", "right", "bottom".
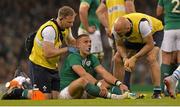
{"left": 159, "top": 0, "right": 180, "bottom": 29}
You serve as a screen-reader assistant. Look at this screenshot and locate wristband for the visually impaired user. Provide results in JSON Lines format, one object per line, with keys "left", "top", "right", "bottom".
{"left": 95, "top": 81, "right": 102, "bottom": 87}
{"left": 115, "top": 80, "right": 122, "bottom": 87}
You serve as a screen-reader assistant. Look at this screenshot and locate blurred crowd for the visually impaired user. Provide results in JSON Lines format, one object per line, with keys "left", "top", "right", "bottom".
{"left": 0, "top": 0, "right": 159, "bottom": 83}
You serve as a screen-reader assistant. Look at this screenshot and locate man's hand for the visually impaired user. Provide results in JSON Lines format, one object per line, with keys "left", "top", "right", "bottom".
{"left": 124, "top": 56, "right": 137, "bottom": 71}
{"left": 87, "top": 26, "right": 96, "bottom": 34}
{"left": 123, "top": 58, "right": 132, "bottom": 72}
{"left": 68, "top": 46, "right": 78, "bottom": 53}
{"left": 99, "top": 85, "right": 108, "bottom": 97}
{"left": 128, "top": 56, "right": 137, "bottom": 70}
{"left": 119, "top": 84, "right": 129, "bottom": 93}
{"left": 105, "top": 27, "right": 112, "bottom": 38}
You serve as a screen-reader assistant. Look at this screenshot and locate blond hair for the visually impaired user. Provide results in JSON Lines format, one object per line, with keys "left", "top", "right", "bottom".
{"left": 58, "top": 6, "right": 75, "bottom": 18}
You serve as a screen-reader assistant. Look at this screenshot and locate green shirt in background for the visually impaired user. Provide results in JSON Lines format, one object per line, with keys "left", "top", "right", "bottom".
{"left": 158, "top": 0, "right": 180, "bottom": 30}
{"left": 79, "top": 0, "right": 101, "bottom": 30}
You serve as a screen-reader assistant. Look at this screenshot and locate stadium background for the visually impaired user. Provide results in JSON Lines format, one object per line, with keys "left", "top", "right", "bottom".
{"left": 0, "top": 0, "right": 161, "bottom": 91}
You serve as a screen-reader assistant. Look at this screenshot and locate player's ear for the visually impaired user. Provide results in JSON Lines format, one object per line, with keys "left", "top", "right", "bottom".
{"left": 76, "top": 40, "right": 80, "bottom": 48}
{"left": 74, "top": 13, "right": 77, "bottom": 17}
{"left": 59, "top": 16, "right": 64, "bottom": 21}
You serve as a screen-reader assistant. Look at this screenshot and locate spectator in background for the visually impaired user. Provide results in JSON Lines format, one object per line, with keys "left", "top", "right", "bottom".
{"left": 112, "top": 13, "right": 163, "bottom": 99}
{"left": 28, "top": 6, "right": 76, "bottom": 99}
{"left": 96, "top": 0, "right": 135, "bottom": 82}
{"left": 156, "top": 0, "right": 180, "bottom": 95}
{"left": 78, "top": 0, "right": 104, "bottom": 62}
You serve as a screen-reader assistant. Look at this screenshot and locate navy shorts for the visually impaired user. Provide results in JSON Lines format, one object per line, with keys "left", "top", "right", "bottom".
{"left": 124, "top": 30, "right": 164, "bottom": 51}
{"left": 152, "top": 30, "right": 164, "bottom": 48}
{"left": 29, "top": 61, "right": 60, "bottom": 93}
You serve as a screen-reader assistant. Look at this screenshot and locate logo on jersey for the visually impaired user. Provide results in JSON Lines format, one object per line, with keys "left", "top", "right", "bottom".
{"left": 86, "top": 61, "right": 91, "bottom": 66}
{"left": 82, "top": 58, "right": 91, "bottom": 67}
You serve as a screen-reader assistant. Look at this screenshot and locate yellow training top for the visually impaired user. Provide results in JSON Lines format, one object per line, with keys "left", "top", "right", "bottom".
{"left": 123, "top": 13, "right": 163, "bottom": 43}
{"left": 29, "top": 19, "right": 70, "bottom": 69}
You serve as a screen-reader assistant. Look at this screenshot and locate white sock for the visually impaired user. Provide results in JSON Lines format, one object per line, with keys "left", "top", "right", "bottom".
{"left": 172, "top": 66, "right": 180, "bottom": 81}
{"left": 106, "top": 92, "right": 111, "bottom": 99}
{"left": 110, "top": 92, "right": 129, "bottom": 99}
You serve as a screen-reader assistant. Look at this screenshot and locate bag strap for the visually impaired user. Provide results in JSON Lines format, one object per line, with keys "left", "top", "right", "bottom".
{"left": 50, "top": 19, "right": 64, "bottom": 42}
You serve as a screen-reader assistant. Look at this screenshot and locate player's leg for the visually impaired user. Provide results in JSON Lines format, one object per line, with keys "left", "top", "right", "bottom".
{"left": 29, "top": 61, "right": 55, "bottom": 99}
{"left": 89, "top": 30, "right": 104, "bottom": 62}
{"left": 67, "top": 77, "right": 109, "bottom": 99}
{"left": 164, "top": 65, "right": 180, "bottom": 98}
{"left": 176, "top": 30, "right": 180, "bottom": 93}
{"left": 109, "top": 34, "right": 125, "bottom": 83}
{"left": 112, "top": 52, "right": 124, "bottom": 82}
{"left": 147, "top": 47, "right": 162, "bottom": 99}
{"left": 59, "top": 77, "right": 107, "bottom": 99}
{"left": 59, "top": 77, "right": 129, "bottom": 99}
{"left": 51, "top": 71, "right": 60, "bottom": 99}
{"left": 59, "top": 77, "right": 87, "bottom": 99}
{"left": 160, "top": 30, "right": 176, "bottom": 94}
{"left": 1, "top": 88, "right": 45, "bottom": 100}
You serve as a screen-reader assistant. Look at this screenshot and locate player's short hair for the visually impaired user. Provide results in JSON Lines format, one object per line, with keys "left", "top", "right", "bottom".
{"left": 58, "top": 6, "right": 76, "bottom": 18}
{"left": 76, "top": 34, "right": 89, "bottom": 40}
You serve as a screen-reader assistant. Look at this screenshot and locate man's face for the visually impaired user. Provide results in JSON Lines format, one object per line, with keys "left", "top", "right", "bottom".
{"left": 114, "top": 18, "right": 131, "bottom": 37}
{"left": 60, "top": 15, "right": 75, "bottom": 28}
{"left": 116, "top": 24, "right": 130, "bottom": 37}
{"left": 78, "top": 36, "right": 91, "bottom": 56}
{"left": 116, "top": 29, "right": 127, "bottom": 37}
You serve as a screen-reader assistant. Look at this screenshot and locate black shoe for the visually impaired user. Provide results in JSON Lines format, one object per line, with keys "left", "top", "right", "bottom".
{"left": 151, "top": 93, "right": 162, "bottom": 99}
{"left": 1, "top": 88, "right": 25, "bottom": 100}
{"left": 1, "top": 88, "right": 18, "bottom": 100}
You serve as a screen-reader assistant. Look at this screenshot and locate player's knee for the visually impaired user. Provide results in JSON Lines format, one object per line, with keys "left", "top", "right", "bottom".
{"left": 147, "top": 55, "right": 157, "bottom": 64}
{"left": 79, "top": 77, "right": 89, "bottom": 85}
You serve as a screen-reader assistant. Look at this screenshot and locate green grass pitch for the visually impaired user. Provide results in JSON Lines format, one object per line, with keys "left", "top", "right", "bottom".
{"left": 0, "top": 84, "right": 179, "bottom": 106}
{"left": 0, "top": 92, "right": 180, "bottom": 106}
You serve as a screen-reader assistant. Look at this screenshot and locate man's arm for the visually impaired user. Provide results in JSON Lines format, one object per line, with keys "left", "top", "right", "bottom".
{"left": 124, "top": 35, "right": 154, "bottom": 71}
{"left": 131, "top": 21, "right": 154, "bottom": 60}
{"left": 95, "top": 65, "right": 117, "bottom": 84}
{"left": 42, "top": 42, "right": 68, "bottom": 58}
{"left": 79, "top": 1, "right": 96, "bottom": 33}
{"left": 41, "top": 26, "right": 68, "bottom": 58}
{"left": 156, "top": 0, "right": 164, "bottom": 17}
{"left": 96, "top": 2, "right": 109, "bottom": 29}
{"left": 132, "top": 34, "right": 154, "bottom": 60}
{"left": 72, "top": 65, "right": 97, "bottom": 84}
{"left": 125, "top": 0, "right": 136, "bottom": 13}
{"left": 124, "top": 21, "right": 154, "bottom": 71}
{"left": 79, "top": 2, "right": 89, "bottom": 30}
{"left": 156, "top": 5, "right": 164, "bottom": 17}
{"left": 95, "top": 65, "right": 128, "bottom": 91}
